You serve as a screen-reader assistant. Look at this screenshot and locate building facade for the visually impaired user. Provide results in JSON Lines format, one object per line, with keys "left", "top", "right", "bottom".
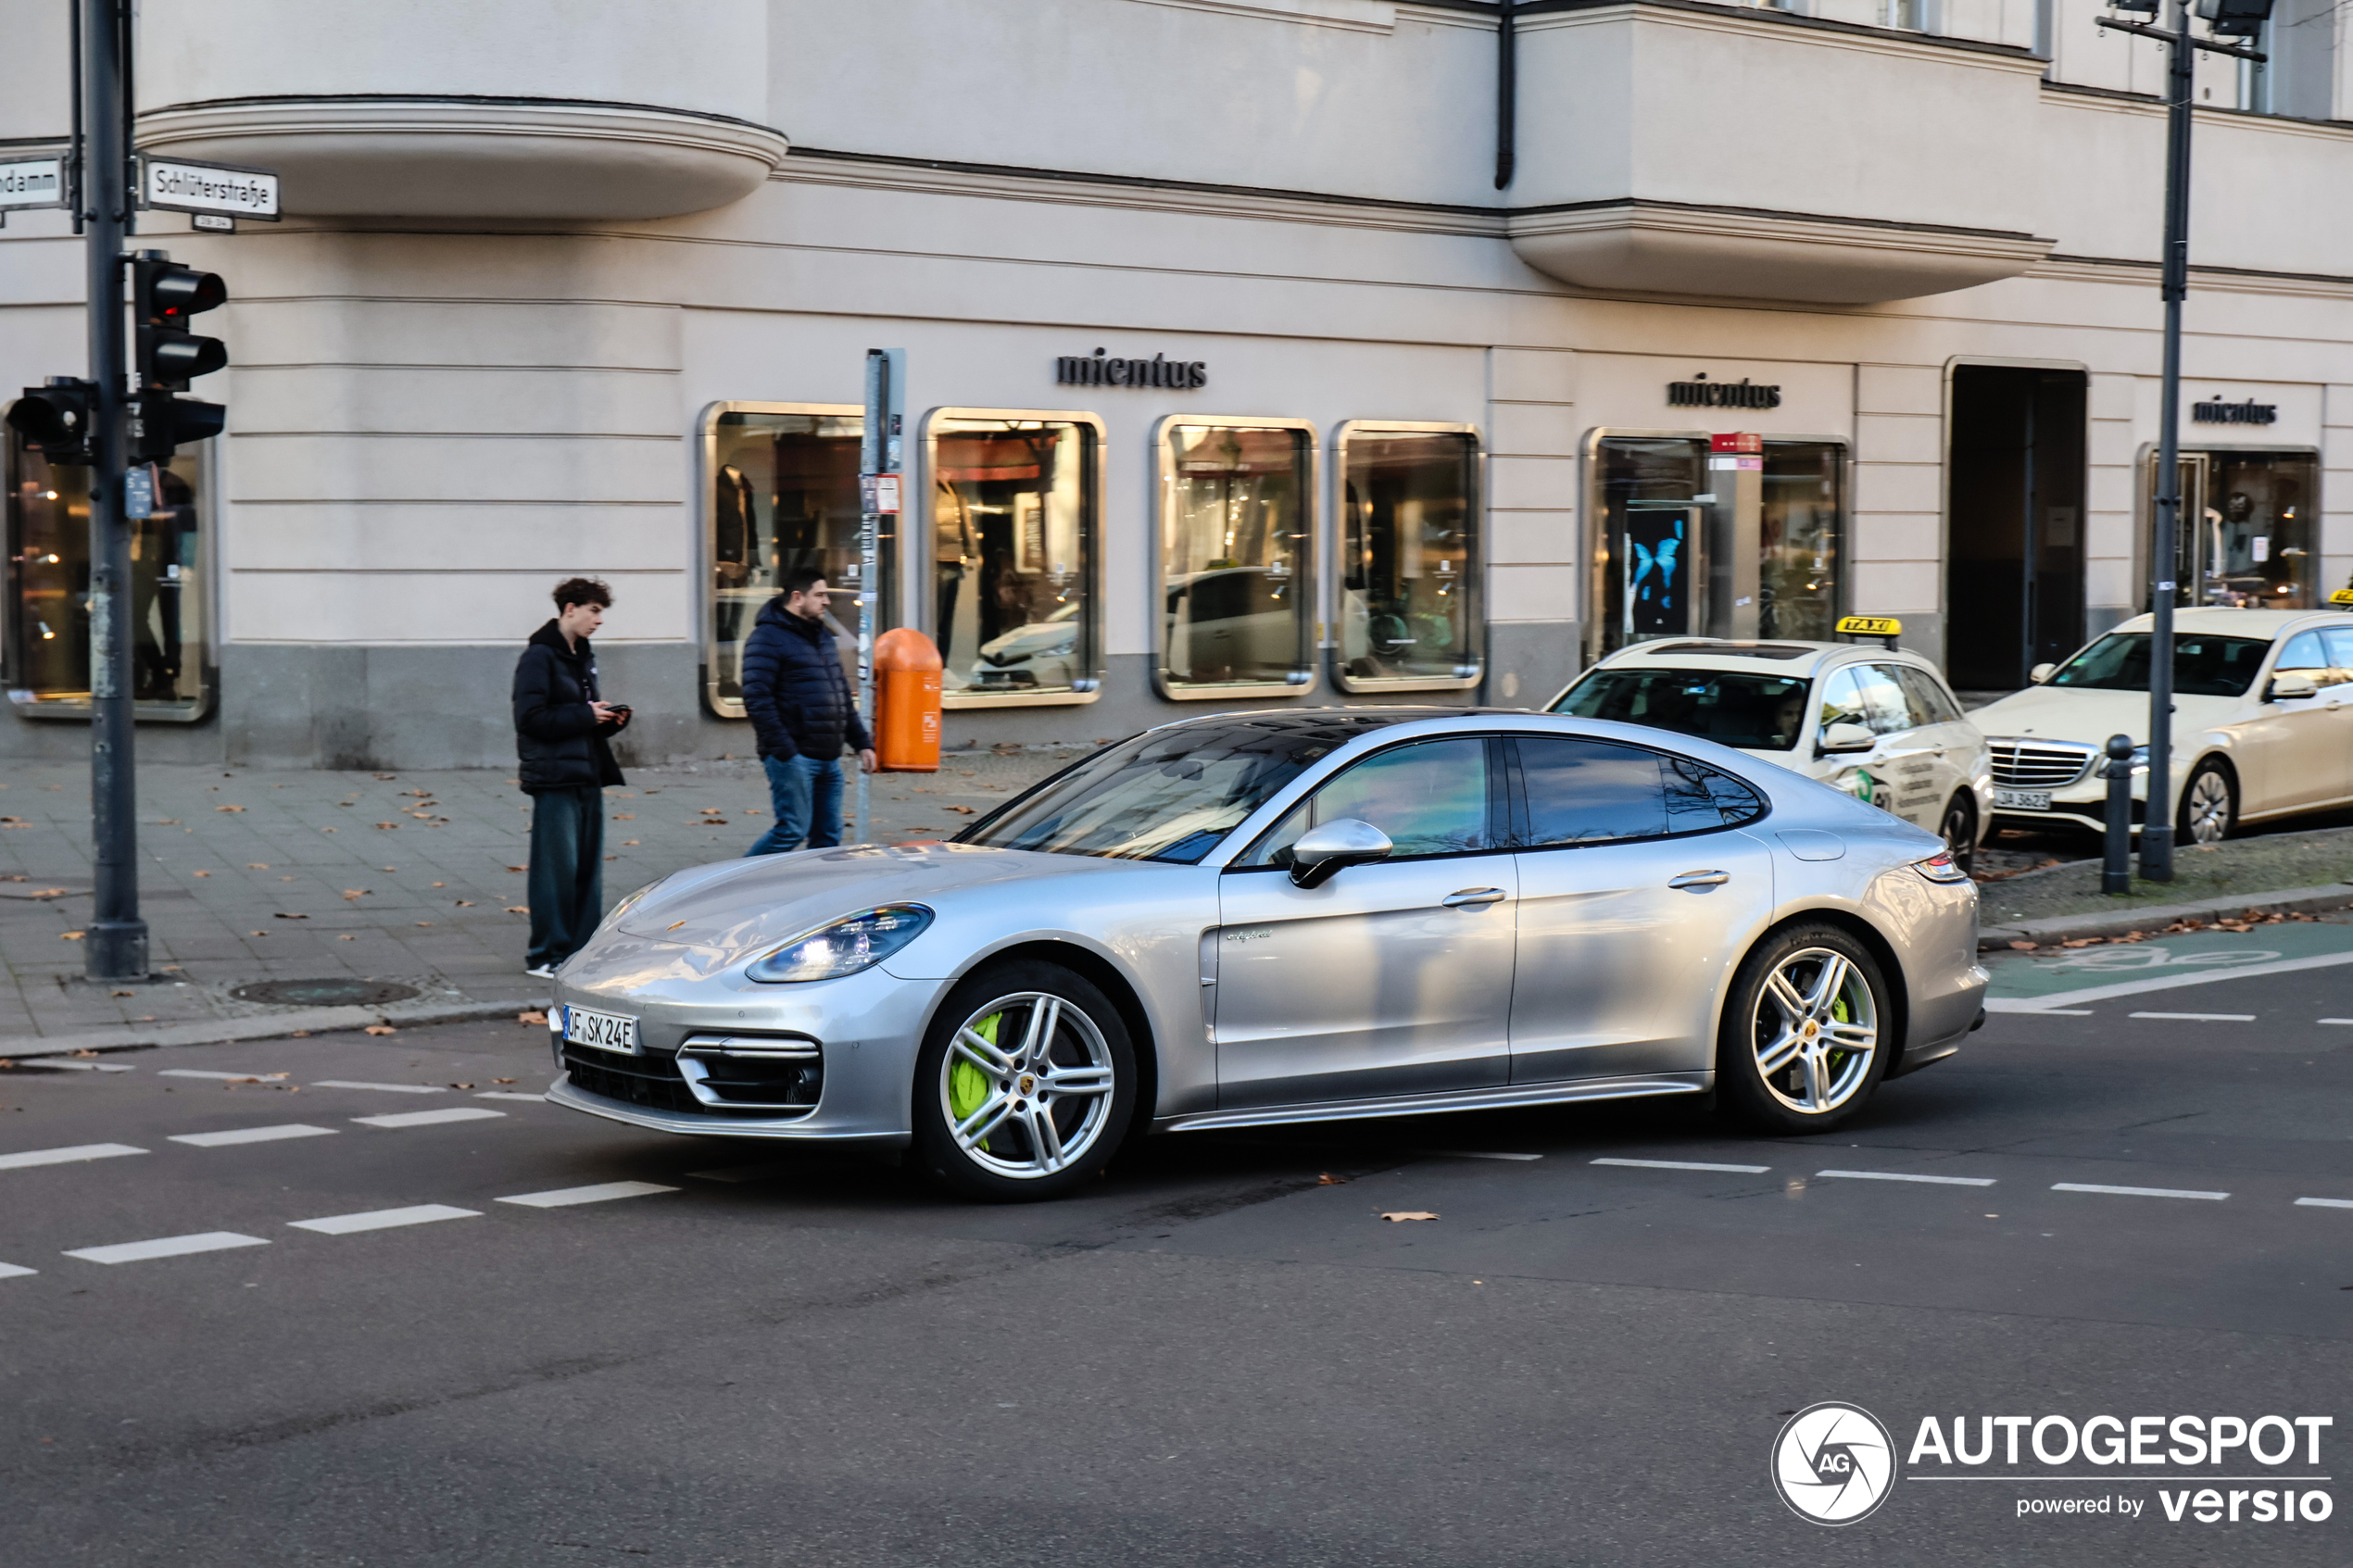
{"left": 4, "top": 0, "right": 2353, "bottom": 768}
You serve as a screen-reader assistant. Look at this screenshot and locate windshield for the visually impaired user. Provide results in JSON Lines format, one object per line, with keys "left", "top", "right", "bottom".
{"left": 959, "top": 716, "right": 1417, "bottom": 863}
{"left": 2047, "top": 632, "right": 2270, "bottom": 698}
{"left": 1550, "top": 668, "right": 1813, "bottom": 751}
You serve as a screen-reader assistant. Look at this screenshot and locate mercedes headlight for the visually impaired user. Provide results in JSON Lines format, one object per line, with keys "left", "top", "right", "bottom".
{"left": 746, "top": 905, "right": 934, "bottom": 984}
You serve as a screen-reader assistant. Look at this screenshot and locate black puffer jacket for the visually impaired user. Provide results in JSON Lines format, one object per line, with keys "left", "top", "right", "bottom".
{"left": 512, "top": 621, "right": 624, "bottom": 793}
{"left": 739, "top": 596, "right": 871, "bottom": 761}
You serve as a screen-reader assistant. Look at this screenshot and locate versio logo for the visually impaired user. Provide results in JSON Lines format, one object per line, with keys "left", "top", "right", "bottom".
{"left": 1773, "top": 1403, "right": 1896, "bottom": 1524}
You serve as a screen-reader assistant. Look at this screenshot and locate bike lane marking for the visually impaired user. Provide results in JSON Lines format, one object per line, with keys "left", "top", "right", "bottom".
{"left": 1982, "top": 923, "right": 2353, "bottom": 1013}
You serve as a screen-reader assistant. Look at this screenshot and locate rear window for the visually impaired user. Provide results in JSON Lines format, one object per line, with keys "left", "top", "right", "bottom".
{"left": 1551, "top": 668, "right": 1813, "bottom": 751}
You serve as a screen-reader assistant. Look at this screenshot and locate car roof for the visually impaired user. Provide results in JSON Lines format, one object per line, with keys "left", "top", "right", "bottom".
{"left": 2104, "top": 607, "right": 2353, "bottom": 637}
{"left": 1589, "top": 637, "right": 1936, "bottom": 680}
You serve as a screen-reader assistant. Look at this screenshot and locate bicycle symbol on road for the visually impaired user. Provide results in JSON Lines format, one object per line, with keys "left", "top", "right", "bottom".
{"left": 2033, "top": 943, "right": 2282, "bottom": 973}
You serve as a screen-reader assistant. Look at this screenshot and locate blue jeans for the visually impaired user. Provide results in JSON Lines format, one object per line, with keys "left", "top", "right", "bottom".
{"left": 748, "top": 754, "right": 844, "bottom": 856}
{"left": 525, "top": 785, "right": 604, "bottom": 967}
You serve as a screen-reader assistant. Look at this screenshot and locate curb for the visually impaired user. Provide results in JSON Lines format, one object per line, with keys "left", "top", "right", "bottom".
{"left": 1979, "top": 883, "right": 2353, "bottom": 950}
{"left": 2, "top": 996, "right": 551, "bottom": 1062}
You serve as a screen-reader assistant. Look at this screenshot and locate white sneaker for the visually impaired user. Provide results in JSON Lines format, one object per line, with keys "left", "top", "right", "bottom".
{"left": 523, "top": 962, "right": 556, "bottom": 979}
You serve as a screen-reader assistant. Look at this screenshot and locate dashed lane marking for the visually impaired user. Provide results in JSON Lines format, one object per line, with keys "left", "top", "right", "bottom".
{"left": 1592, "top": 1157, "right": 1771, "bottom": 1173}
{"left": 1817, "top": 1169, "right": 1997, "bottom": 1186}
{"left": 2130, "top": 1011, "right": 2257, "bottom": 1022}
{"left": 2295, "top": 1197, "right": 2353, "bottom": 1210}
{"left": 352, "top": 1108, "right": 506, "bottom": 1130}
{"left": 310, "top": 1081, "right": 446, "bottom": 1095}
{"left": 0, "top": 1261, "right": 36, "bottom": 1279}
{"left": 1421, "top": 1150, "right": 1544, "bottom": 1161}
{"left": 0, "top": 1143, "right": 146, "bottom": 1172}
{"left": 157, "top": 1070, "right": 286, "bottom": 1082}
{"left": 474, "top": 1091, "right": 546, "bottom": 1102}
{"left": 2319, "top": 1019, "right": 2353, "bottom": 1025}
{"left": 64, "top": 1232, "right": 270, "bottom": 1265}
{"left": 287, "top": 1204, "right": 481, "bottom": 1236}
{"left": 2053, "top": 1182, "right": 2230, "bottom": 1201}
{"left": 496, "top": 1181, "right": 680, "bottom": 1209}
{"left": 169, "top": 1124, "right": 339, "bottom": 1148}
{"left": 27, "top": 1060, "right": 134, "bottom": 1072}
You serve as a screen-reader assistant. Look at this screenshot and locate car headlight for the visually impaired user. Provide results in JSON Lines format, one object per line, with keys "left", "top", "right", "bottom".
{"left": 2130, "top": 745, "right": 2150, "bottom": 776}
{"left": 599, "top": 880, "right": 661, "bottom": 932}
{"left": 1913, "top": 851, "right": 1972, "bottom": 885}
{"left": 746, "top": 905, "right": 934, "bottom": 984}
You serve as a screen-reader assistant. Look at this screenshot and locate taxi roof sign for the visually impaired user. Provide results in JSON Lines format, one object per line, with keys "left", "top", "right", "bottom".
{"left": 1834, "top": 614, "right": 1903, "bottom": 647}
{"left": 2331, "top": 589, "right": 2353, "bottom": 608}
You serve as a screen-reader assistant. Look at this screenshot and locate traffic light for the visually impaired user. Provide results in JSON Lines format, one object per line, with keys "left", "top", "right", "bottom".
{"left": 128, "top": 252, "right": 226, "bottom": 461}
{"left": 5, "top": 378, "right": 97, "bottom": 465}
{"left": 2195, "top": 0, "right": 2274, "bottom": 37}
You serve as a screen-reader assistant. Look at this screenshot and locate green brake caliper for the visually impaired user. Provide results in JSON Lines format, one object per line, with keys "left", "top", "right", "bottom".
{"left": 1826, "top": 986, "right": 1852, "bottom": 1081}
{"left": 950, "top": 1010, "right": 1002, "bottom": 1151}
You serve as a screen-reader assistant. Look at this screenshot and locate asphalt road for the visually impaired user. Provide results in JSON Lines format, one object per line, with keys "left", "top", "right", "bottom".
{"left": 3, "top": 957, "right": 2349, "bottom": 1566}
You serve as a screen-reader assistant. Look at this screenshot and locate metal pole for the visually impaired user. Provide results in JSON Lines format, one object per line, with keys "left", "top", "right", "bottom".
{"left": 82, "top": 0, "right": 145, "bottom": 977}
{"left": 2102, "top": 734, "right": 2133, "bottom": 895}
{"left": 2143, "top": 0, "right": 2192, "bottom": 884}
{"left": 856, "top": 350, "right": 886, "bottom": 846}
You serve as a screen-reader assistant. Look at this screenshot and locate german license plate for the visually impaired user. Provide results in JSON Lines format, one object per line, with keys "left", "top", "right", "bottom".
{"left": 1994, "top": 788, "right": 2052, "bottom": 811}
{"left": 561, "top": 1005, "right": 639, "bottom": 1054}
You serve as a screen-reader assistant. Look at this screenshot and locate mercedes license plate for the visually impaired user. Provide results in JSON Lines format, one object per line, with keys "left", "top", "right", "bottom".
{"left": 1994, "top": 788, "right": 2052, "bottom": 811}
{"left": 561, "top": 1005, "right": 639, "bottom": 1054}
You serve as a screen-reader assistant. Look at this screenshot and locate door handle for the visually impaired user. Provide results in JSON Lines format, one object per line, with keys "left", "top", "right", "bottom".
{"left": 1441, "top": 887, "right": 1508, "bottom": 908}
{"left": 1668, "top": 871, "right": 1730, "bottom": 891}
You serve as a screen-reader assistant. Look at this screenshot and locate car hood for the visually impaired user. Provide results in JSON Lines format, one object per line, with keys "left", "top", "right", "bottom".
{"left": 1968, "top": 684, "right": 2242, "bottom": 747}
{"left": 609, "top": 841, "right": 1138, "bottom": 963}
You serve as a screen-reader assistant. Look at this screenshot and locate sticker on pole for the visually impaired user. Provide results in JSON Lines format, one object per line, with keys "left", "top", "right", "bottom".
{"left": 861, "top": 473, "right": 901, "bottom": 515}
{"left": 0, "top": 157, "right": 69, "bottom": 212}
{"left": 141, "top": 157, "right": 281, "bottom": 221}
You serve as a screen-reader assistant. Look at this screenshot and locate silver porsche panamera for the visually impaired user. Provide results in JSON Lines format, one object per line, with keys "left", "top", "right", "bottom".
{"left": 546, "top": 709, "right": 1988, "bottom": 1200}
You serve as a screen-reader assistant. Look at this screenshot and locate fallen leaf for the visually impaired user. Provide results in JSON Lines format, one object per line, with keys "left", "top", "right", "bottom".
{"left": 2058, "top": 938, "right": 2100, "bottom": 948}
{"left": 216, "top": 805, "right": 246, "bottom": 812}
{"left": 155, "top": 819, "right": 180, "bottom": 825}
{"left": 699, "top": 808, "right": 724, "bottom": 816}
{"left": 1316, "top": 1173, "right": 1348, "bottom": 1185}
{"left": 1380, "top": 1211, "right": 1439, "bottom": 1223}
{"left": 506, "top": 865, "right": 526, "bottom": 873}
{"left": 337, "top": 935, "right": 357, "bottom": 941}
{"left": 373, "top": 773, "right": 396, "bottom": 781}
{"left": 111, "top": 989, "right": 132, "bottom": 997}
{"left": 69, "top": 1048, "right": 97, "bottom": 1059}
{"left": 321, "top": 828, "right": 336, "bottom": 834}
{"left": 455, "top": 899, "right": 474, "bottom": 907}
{"left": 701, "top": 819, "right": 729, "bottom": 827}
{"left": 414, "top": 921, "right": 434, "bottom": 927}
{"left": 612, "top": 813, "right": 635, "bottom": 821}
{"left": 343, "top": 890, "right": 370, "bottom": 899}
{"left": 247, "top": 862, "right": 269, "bottom": 870}
{"left": 515, "top": 1012, "right": 547, "bottom": 1027}
{"left": 362, "top": 1024, "right": 396, "bottom": 1036}
{"left": 432, "top": 882, "right": 445, "bottom": 888}
{"left": 621, "top": 840, "right": 639, "bottom": 847}
{"left": 449, "top": 1084, "right": 475, "bottom": 1091}
{"left": 273, "top": 911, "right": 308, "bottom": 920}
{"left": 495, "top": 1077, "right": 519, "bottom": 1084}
{"left": 292, "top": 1030, "right": 309, "bottom": 1037}
{"left": 503, "top": 905, "right": 528, "bottom": 914}
{"left": 59, "top": 931, "right": 84, "bottom": 940}
{"left": 2007, "top": 940, "right": 2036, "bottom": 950}
{"left": 374, "top": 822, "right": 398, "bottom": 830}
{"left": 943, "top": 805, "right": 977, "bottom": 815}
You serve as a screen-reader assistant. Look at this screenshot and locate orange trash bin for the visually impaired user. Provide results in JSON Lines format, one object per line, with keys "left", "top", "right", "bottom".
{"left": 874, "top": 627, "right": 943, "bottom": 772}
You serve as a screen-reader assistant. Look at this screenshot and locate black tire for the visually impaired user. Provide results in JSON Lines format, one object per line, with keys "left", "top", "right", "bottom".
{"left": 2176, "top": 757, "right": 2237, "bottom": 847}
{"left": 1717, "top": 923, "right": 1894, "bottom": 1135}
{"left": 1938, "top": 793, "right": 1978, "bottom": 876}
{"left": 912, "top": 960, "right": 1137, "bottom": 1202}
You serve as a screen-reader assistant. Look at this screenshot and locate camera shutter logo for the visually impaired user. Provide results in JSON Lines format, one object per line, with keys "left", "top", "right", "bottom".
{"left": 1771, "top": 1402, "right": 1895, "bottom": 1524}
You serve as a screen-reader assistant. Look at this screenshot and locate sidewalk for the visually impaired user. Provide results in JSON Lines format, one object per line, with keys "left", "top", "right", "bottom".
{"left": 0, "top": 747, "right": 1084, "bottom": 1047}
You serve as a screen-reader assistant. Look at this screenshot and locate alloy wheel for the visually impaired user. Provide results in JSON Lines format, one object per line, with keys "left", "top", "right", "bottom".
{"left": 939, "top": 991, "right": 1117, "bottom": 1180}
{"left": 2183, "top": 768, "right": 2233, "bottom": 845}
{"left": 1752, "top": 947, "right": 1879, "bottom": 1115}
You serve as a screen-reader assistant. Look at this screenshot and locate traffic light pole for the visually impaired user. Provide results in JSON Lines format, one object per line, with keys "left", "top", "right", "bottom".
{"left": 82, "top": 0, "right": 145, "bottom": 979}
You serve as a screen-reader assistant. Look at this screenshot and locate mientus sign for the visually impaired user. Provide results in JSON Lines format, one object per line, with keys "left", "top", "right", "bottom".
{"left": 1056, "top": 349, "right": 1207, "bottom": 390}
{"left": 2192, "top": 397, "right": 2278, "bottom": 425}
{"left": 1667, "top": 373, "right": 1781, "bottom": 409}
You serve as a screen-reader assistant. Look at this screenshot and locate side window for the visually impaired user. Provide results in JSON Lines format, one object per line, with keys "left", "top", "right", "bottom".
{"left": 1239, "top": 738, "right": 1490, "bottom": 866}
{"left": 1818, "top": 666, "right": 1868, "bottom": 732}
{"left": 2277, "top": 631, "right": 2334, "bottom": 686}
{"left": 1890, "top": 665, "right": 1961, "bottom": 727}
{"left": 1824, "top": 663, "right": 1911, "bottom": 735}
{"left": 1662, "top": 755, "right": 1768, "bottom": 833}
{"left": 2320, "top": 628, "right": 2353, "bottom": 685}
{"left": 1518, "top": 737, "right": 1667, "bottom": 846}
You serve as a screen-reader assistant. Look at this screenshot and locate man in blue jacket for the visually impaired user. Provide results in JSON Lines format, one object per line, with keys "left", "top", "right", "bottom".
{"left": 741, "top": 567, "right": 876, "bottom": 856}
{"left": 513, "top": 577, "right": 628, "bottom": 977}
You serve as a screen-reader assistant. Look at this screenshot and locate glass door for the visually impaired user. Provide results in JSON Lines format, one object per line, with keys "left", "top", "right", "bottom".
{"left": 2152, "top": 451, "right": 2320, "bottom": 610}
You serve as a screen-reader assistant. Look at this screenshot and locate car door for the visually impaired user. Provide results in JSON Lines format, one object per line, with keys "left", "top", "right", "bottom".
{"left": 2238, "top": 629, "right": 2353, "bottom": 812}
{"left": 1214, "top": 735, "right": 1515, "bottom": 1108}
{"left": 1887, "top": 664, "right": 1976, "bottom": 828}
{"left": 1506, "top": 735, "right": 1776, "bottom": 1084}
{"left": 1818, "top": 663, "right": 1940, "bottom": 829}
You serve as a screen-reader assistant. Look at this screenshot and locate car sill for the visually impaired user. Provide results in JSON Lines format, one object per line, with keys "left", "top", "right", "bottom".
{"left": 1153, "top": 1073, "right": 1711, "bottom": 1135}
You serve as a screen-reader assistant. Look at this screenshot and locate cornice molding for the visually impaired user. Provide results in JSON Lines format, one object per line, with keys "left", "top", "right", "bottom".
{"left": 1122, "top": 0, "right": 1397, "bottom": 31}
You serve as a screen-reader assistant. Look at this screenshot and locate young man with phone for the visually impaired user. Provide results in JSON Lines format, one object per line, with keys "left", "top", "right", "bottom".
{"left": 741, "top": 567, "right": 876, "bottom": 856}
{"left": 513, "top": 577, "right": 630, "bottom": 978}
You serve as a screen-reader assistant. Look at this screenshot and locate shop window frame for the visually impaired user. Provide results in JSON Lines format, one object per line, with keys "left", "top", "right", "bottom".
{"left": 1581, "top": 427, "right": 1854, "bottom": 671}
{"left": 2, "top": 416, "right": 218, "bottom": 724}
{"left": 918, "top": 406, "right": 1106, "bottom": 711}
{"left": 1152, "top": 413, "right": 1321, "bottom": 702}
{"left": 1329, "top": 420, "right": 1485, "bottom": 696}
{"left": 696, "top": 400, "right": 886, "bottom": 722}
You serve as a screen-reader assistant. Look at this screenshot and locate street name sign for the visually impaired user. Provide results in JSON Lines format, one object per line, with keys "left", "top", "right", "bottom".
{"left": 0, "top": 157, "right": 69, "bottom": 211}
{"left": 142, "top": 157, "right": 280, "bottom": 221}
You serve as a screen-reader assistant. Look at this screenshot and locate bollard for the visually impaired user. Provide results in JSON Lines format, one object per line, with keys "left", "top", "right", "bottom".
{"left": 2102, "top": 733, "right": 2134, "bottom": 895}
{"left": 874, "top": 627, "right": 943, "bottom": 772}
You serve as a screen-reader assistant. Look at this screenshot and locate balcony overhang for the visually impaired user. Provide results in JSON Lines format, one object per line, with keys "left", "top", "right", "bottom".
{"left": 1508, "top": 200, "right": 2056, "bottom": 305}
{"left": 136, "top": 96, "right": 791, "bottom": 221}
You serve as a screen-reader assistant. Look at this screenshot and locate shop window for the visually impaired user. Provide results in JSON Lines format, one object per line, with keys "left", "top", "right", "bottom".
{"left": 925, "top": 411, "right": 1101, "bottom": 707}
{"left": 1590, "top": 433, "right": 1848, "bottom": 664}
{"left": 1335, "top": 423, "right": 1481, "bottom": 692}
{"left": 1156, "top": 419, "right": 1315, "bottom": 697}
{"left": 2151, "top": 449, "right": 2320, "bottom": 611}
{"left": 6, "top": 425, "right": 209, "bottom": 720}
{"left": 702, "top": 405, "right": 889, "bottom": 719}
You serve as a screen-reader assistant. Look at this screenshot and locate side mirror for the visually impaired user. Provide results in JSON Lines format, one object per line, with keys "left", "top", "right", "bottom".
{"left": 1817, "top": 721, "right": 1875, "bottom": 757}
{"left": 2269, "top": 671, "right": 2319, "bottom": 702}
{"left": 2030, "top": 662, "right": 2057, "bottom": 684}
{"left": 1288, "top": 818, "right": 1393, "bottom": 888}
